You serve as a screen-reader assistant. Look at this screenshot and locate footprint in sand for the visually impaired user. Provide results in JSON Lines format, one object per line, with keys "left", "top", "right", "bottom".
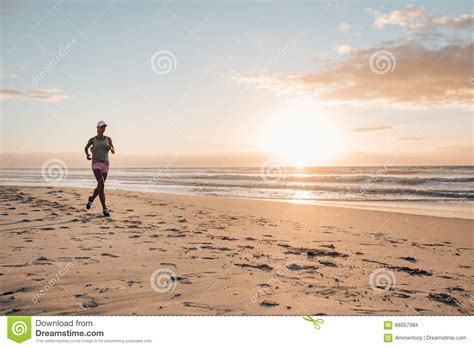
{"left": 81, "top": 300, "right": 99, "bottom": 309}
{"left": 176, "top": 276, "right": 192, "bottom": 285}
{"left": 217, "top": 236, "right": 238, "bottom": 241}
{"left": 400, "top": 256, "right": 417, "bottom": 263}
{"left": 428, "top": 293, "right": 459, "bottom": 307}
{"left": 95, "top": 288, "right": 109, "bottom": 293}
{"left": 287, "top": 264, "right": 318, "bottom": 271}
{"left": 1, "top": 287, "right": 30, "bottom": 296}
{"left": 100, "top": 253, "right": 119, "bottom": 258}
{"left": 234, "top": 263, "right": 273, "bottom": 272}
{"left": 319, "top": 260, "right": 337, "bottom": 267}
{"left": 260, "top": 300, "right": 279, "bottom": 307}
{"left": 160, "top": 262, "right": 176, "bottom": 267}
{"left": 182, "top": 302, "right": 231, "bottom": 313}
{"left": 389, "top": 266, "right": 432, "bottom": 276}
{"left": 33, "top": 256, "right": 54, "bottom": 265}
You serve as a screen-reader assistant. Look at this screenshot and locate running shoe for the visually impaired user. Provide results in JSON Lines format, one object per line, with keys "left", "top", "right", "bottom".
{"left": 86, "top": 196, "right": 93, "bottom": 210}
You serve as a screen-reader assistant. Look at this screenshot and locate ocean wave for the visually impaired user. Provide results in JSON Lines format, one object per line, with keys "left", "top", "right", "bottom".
{"left": 1, "top": 166, "right": 473, "bottom": 202}
{"left": 126, "top": 177, "right": 474, "bottom": 199}
{"left": 124, "top": 173, "right": 474, "bottom": 185}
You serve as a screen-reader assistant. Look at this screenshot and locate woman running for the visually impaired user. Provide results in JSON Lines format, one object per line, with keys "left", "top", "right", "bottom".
{"left": 84, "top": 121, "right": 115, "bottom": 217}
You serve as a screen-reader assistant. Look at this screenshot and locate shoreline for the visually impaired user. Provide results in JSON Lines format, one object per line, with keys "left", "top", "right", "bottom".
{"left": 1, "top": 183, "right": 472, "bottom": 220}
{"left": 0, "top": 185, "right": 472, "bottom": 315}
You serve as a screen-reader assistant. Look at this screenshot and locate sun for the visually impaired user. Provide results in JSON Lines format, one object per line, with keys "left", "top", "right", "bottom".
{"left": 260, "top": 108, "right": 344, "bottom": 166}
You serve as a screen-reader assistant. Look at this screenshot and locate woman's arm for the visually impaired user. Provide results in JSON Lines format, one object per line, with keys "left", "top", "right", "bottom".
{"left": 84, "top": 138, "right": 93, "bottom": 160}
{"left": 108, "top": 137, "right": 115, "bottom": 154}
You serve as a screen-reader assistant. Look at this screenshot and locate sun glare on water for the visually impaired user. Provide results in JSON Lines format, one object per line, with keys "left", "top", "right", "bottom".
{"left": 261, "top": 109, "right": 344, "bottom": 167}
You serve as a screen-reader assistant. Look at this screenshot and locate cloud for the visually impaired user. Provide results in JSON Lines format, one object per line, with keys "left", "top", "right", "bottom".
{"left": 336, "top": 44, "right": 355, "bottom": 54}
{"left": 432, "top": 15, "right": 474, "bottom": 29}
{"left": 231, "top": 42, "right": 474, "bottom": 110}
{"left": 339, "top": 22, "right": 350, "bottom": 31}
{"left": 397, "top": 136, "right": 423, "bottom": 141}
{"left": 0, "top": 90, "right": 22, "bottom": 100}
{"left": 373, "top": 4, "right": 428, "bottom": 29}
{"left": 434, "top": 144, "right": 473, "bottom": 152}
{"left": 350, "top": 126, "right": 393, "bottom": 133}
{"left": 372, "top": 4, "right": 474, "bottom": 30}
{"left": 315, "top": 52, "right": 331, "bottom": 62}
{"left": 0, "top": 70, "right": 21, "bottom": 80}
{"left": 0, "top": 88, "right": 71, "bottom": 101}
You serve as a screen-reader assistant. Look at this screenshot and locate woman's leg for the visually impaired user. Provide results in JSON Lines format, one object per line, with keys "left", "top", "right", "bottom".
{"left": 92, "top": 169, "right": 107, "bottom": 209}
{"left": 91, "top": 171, "right": 108, "bottom": 201}
{"left": 91, "top": 185, "right": 99, "bottom": 201}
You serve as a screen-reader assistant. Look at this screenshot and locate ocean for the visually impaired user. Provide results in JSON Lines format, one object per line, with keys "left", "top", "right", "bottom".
{"left": 1, "top": 166, "right": 473, "bottom": 219}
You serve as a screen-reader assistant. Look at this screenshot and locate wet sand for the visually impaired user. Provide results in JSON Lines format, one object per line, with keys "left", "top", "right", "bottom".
{"left": 0, "top": 185, "right": 472, "bottom": 315}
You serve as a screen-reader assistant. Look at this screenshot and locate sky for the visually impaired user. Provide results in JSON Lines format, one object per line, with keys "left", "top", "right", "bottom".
{"left": 0, "top": 0, "right": 473, "bottom": 167}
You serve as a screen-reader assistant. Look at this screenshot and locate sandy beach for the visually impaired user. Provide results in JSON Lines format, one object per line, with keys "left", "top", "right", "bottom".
{"left": 0, "top": 185, "right": 472, "bottom": 315}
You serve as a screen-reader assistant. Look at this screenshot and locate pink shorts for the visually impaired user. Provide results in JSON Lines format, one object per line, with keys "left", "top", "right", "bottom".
{"left": 91, "top": 159, "right": 109, "bottom": 173}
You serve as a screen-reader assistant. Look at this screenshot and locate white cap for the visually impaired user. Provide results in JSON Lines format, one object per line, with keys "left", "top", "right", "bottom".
{"left": 97, "top": 120, "right": 107, "bottom": 127}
